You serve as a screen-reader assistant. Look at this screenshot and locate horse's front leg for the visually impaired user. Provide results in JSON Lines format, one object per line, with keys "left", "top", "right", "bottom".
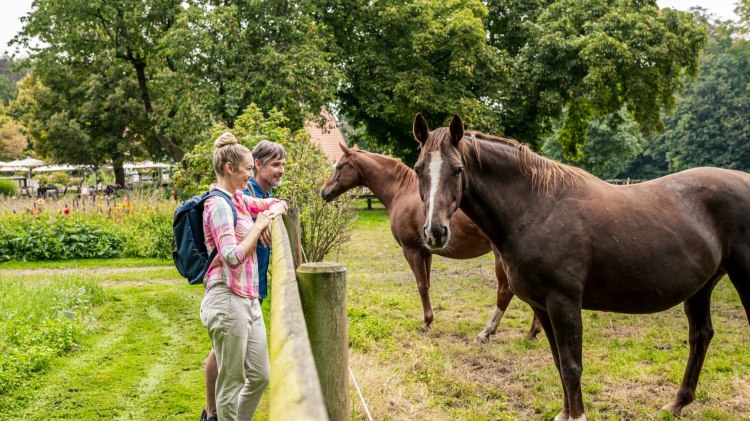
{"left": 546, "top": 295, "right": 586, "bottom": 421}
{"left": 477, "top": 250, "right": 543, "bottom": 343}
{"left": 477, "top": 250, "right": 514, "bottom": 342}
{"left": 663, "top": 275, "right": 720, "bottom": 417}
{"left": 533, "top": 307, "right": 571, "bottom": 420}
{"left": 402, "top": 247, "right": 433, "bottom": 331}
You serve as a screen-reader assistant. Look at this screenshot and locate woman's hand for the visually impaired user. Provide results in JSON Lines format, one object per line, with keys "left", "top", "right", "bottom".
{"left": 266, "top": 203, "right": 287, "bottom": 219}
{"left": 254, "top": 211, "right": 273, "bottom": 231}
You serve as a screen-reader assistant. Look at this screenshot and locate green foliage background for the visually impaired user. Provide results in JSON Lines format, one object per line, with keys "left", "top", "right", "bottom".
{"left": 0, "top": 179, "right": 17, "bottom": 197}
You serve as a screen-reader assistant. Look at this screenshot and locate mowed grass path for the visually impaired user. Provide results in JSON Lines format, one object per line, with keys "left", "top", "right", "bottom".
{"left": 2, "top": 209, "right": 749, "bottom": 420}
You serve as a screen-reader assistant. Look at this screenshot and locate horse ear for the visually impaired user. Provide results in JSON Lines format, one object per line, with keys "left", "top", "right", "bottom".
{"left": 413, "top": 113, "right": 430, "bottom": 145}
{"left": 352, "top": 144, "right": 360, "bottom": 151}
{"left": 339, "top": 141, "right": 351, "bottom": 156}
{"left": 450, "top": 114, "right": 464, "bottom": 145}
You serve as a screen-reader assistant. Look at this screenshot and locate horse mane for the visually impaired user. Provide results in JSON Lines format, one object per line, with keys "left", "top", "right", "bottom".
{"left": 353, "top": 149, "right": 418, "bottom": 186}
{"left": 424, "top": 127, "right": 595, "bottom": 195}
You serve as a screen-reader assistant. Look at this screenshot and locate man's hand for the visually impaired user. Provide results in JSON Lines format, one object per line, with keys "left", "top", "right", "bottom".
{"left": 259, "top": 226, "right": 272, "bottom": 247}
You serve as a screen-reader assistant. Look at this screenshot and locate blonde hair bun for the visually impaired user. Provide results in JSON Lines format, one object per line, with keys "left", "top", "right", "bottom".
{"left": 214, "top": 132, "right": 239, "bottom": 149}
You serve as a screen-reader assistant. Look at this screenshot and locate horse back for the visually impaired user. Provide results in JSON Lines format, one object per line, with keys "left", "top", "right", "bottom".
{"left": 509, "top": 167, "right": 750, "bottom": 313}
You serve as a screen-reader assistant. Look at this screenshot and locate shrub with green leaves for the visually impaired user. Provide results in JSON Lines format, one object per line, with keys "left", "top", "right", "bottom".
{"left": 173, "top": 104, "right": 357, "bottom": 261}
{"left": 0, "top": 178, "right": 17, "bottom": 196}
{"left": 120, "top": 206, "right": 173, "bottom": 259}
{"left": 0, "top": 214, "right": 125, "bottom": 261}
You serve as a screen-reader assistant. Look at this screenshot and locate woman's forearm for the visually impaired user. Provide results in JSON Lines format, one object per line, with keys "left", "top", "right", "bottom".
{"left": 239, "top": 225, "right": 263, "bottom": 257}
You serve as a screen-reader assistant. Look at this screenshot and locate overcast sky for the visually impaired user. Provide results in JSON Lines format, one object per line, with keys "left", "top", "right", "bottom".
{"left": 0, "top": 0, "right": 742, "bottom": 56}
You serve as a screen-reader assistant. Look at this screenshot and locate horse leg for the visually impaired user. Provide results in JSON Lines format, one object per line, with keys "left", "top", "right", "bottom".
{"left": 402, "top": 247, "right": 433, "bottom": 331}
{"left": 533, "top": 307, "right": 571, "bottom": 421}
{"left": 546, "top": 295, "right": 586, "bottom": 421}
{"left": 477, "top": 250, "right": 512, "bottom": 342}
{"left": 662, "top": 273, "right": 722, "bottom": 417}
{"left": 726, "top": 264, "right": 750, "bottom": 325}
{"left": 477, "top": 250, "right": 543, "bottom": 343}
{"left": 527, "top": 314, "right": 543, "bottom": 341}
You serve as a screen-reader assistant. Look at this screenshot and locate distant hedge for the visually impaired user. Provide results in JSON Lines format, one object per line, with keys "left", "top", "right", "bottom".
{"left": 0, "top": 179, "right": 17, "bottom": 196}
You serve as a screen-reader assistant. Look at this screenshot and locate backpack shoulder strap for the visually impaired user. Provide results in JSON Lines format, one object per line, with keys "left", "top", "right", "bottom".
{"left": 204, "top": 190, "right": 238, "bottom": 227}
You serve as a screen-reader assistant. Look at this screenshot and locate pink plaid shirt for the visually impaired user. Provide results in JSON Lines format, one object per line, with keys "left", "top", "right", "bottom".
{"left": 202, "top": 185, "right": 286, "bottom": 298}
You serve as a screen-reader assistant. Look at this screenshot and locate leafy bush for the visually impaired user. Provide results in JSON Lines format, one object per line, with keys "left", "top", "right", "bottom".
{"left": 0, "top": 214, "right": 125, "bottom": 261}
{"left": 120, "top": 206, "right": 173, "bottom": 259}
{"left": 173, "top": 104, "right": 357, "bottom": 261}
{"left": 0, "top": 178, "right": 17, "bottom": 196}
{"left": 0, "top": 192, "right": 174, "bottom": 261}
{"left": 0, "top": 276, "right": 104, "bottom": 394}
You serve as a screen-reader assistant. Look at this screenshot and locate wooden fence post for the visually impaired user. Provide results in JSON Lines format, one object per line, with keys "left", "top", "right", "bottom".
{"left": 296, "top": 263, "right": 350, "bottom": 421}
{"left": 282, "top": 207, "right": 303, "bottom": 268}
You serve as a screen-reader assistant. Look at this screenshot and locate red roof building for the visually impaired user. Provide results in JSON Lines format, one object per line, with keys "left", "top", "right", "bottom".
{"left": 305, "top": 110, "right": 346, "bottom": 163}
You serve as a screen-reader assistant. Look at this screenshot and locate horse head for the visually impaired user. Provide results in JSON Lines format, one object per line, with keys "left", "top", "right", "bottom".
{"left": 413, "top": 113, "right": 465, "bottom": 250}
{"left": 321, "top": 142, "right": 364, "bottom": 202}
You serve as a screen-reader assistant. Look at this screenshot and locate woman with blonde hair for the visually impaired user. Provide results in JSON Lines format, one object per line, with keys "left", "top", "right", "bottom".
{"left": 200, "top": 132, "right": 287, "bottom": 421}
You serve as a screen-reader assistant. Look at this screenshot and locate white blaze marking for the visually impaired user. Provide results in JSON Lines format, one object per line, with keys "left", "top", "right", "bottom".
{"left": 426, "top": 151, "right": 443, "bottom": 234}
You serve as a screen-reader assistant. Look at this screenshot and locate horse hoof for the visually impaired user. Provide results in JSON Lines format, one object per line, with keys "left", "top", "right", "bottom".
{"left": 475, "top": 334, "right": 490, "bottom": 344}
{"left": 553, "top": 411, "right": 569, "bottom": 421}
{"left": 661, "top": 402, "right": 682, "bottom": 417}
{"left": 419, "top": 324, "right": 431, "bottom": 333}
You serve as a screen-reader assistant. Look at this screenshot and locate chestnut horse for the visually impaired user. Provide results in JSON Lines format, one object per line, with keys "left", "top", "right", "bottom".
{"left": 321, "top": 143, "right": 541, "bottom": 341}
{"left": 413, "top": 113, "right": 750, "bottom": 420}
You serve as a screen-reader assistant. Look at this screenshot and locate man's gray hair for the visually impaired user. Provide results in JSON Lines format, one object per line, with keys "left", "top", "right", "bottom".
{"left": 251, "top": 140, "right": 286, "bottom": 166}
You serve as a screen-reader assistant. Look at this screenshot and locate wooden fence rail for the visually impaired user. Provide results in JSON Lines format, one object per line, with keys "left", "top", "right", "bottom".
{"left": 268, "top": 215, "right": 329, "bottom": 421}
{"left": 269, "top": 210, "right": 350, "bottom": 421}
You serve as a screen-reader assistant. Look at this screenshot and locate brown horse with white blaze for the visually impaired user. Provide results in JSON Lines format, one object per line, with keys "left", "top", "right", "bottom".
{"left": 321, "top": 142, "right": 541, "bottom": 341}
{"left": 413, "top": 113, "right": 750, "bottom": 420}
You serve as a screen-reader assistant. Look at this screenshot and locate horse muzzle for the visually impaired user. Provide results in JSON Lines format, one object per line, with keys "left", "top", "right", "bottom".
{"left": 320, "top": 187, "right": 335, "bottom": 202}
{"left": 423, "top": 224, "right": 450, "bottom": 250}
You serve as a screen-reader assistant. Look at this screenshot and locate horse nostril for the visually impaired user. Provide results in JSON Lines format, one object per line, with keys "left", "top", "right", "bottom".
{"left": 441, "top": 226, "right": 448, "bottom": 239}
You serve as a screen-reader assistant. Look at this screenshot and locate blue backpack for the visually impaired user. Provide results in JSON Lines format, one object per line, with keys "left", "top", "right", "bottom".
{"left": 172, "top": 190, "right": 238, "bottom": 285}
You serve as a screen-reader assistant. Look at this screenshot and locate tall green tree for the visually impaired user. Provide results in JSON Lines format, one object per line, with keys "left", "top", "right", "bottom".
{"left": 315, "top": 0, "right": 705, "bottom": 162}
{"left": 618, "top": 11, "right": 750, "bottom": 179}
{"left": 0, "top": 54, "right": 26, "bottom": 106}
{"left": 488, "top": 1, "right": 705, "bottom": 159}
{"left": 162, "top": 1, "right": 340, "bottom": 131}
{"left": 313, "top": 0, "right": 506, "bottom": 161}
{"left": 15, "top": 0, "right": 188, "bottom": 161}
{"left": 0, "top": 117, "right": 27, "bottom": 160}
{"left": 658, "top": 21, "right": 750, "bottom": 172}
{"left": 12, "top": 55, "right": 151, "bottom": 185}
{"left": 542, "top": 110, "right": 647, "bottom": 179}
{"left": 15, "top": 0, "right": 340, "bottom": 163}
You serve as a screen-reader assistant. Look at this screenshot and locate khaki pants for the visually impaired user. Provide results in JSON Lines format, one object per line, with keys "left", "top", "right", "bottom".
{"left": 201, "top": 283, "right": 270, "bottom": 421}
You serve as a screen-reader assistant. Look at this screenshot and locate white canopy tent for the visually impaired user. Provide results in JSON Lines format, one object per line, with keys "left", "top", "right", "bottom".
{"left": 121, "top": 161, "right": 173, "bottom": 184}
{"left": 33, "top": 164, "right": 85, "bottom": 173}
{"left": 0, "top": 157, "right": 48, "bottom": 188}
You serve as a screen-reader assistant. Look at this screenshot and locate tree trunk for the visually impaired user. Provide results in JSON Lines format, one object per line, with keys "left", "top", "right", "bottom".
{"left": 113, "top": 162, "right": 126, "bottom": 187}
{"left": 132, "top": 59, "right": 185, "bottom": 162}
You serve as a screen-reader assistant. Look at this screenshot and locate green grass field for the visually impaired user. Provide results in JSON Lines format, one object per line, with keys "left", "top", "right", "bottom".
{"left": 1, "top": 208, "right": 749, "bottom": 420}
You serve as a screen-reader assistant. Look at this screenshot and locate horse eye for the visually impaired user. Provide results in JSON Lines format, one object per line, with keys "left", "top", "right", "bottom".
{"left": 414, "top": 164, "right": 423, "bottom": 176}
{"left": 452, "top": 167, "right": 463, "bottom": 176}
